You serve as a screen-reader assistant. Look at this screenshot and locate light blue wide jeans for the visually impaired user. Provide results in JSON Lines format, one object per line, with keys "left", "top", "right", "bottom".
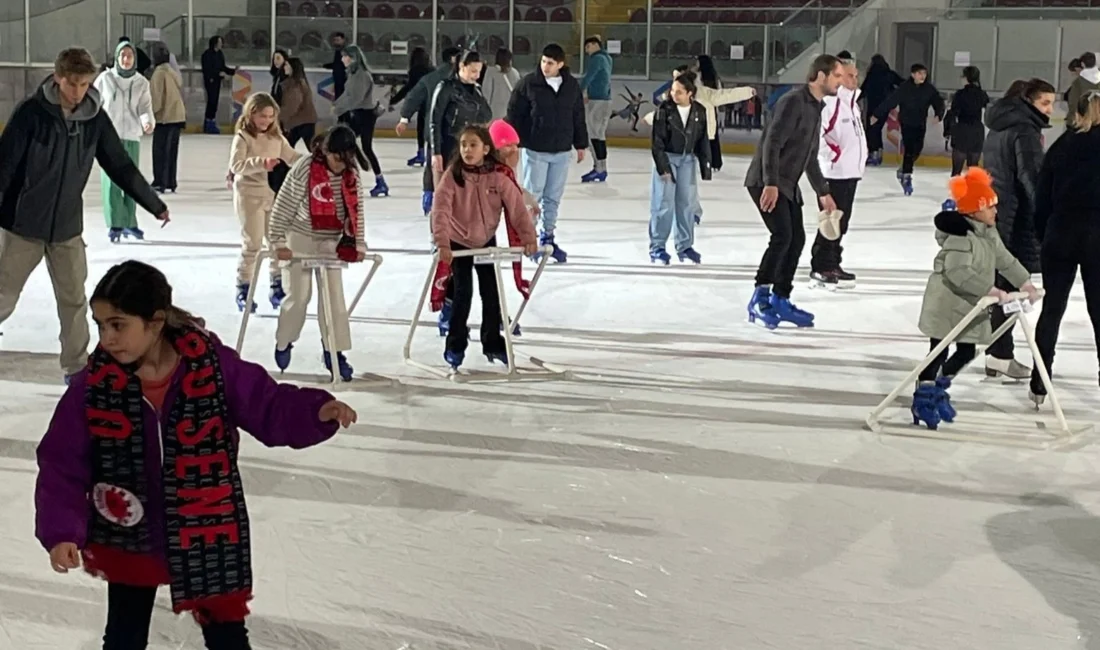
{"left": 648, "top": 153, "right": 697, "bottom": 254}
{"left": 521, "top": 149, "right": 572, "bottom": 233}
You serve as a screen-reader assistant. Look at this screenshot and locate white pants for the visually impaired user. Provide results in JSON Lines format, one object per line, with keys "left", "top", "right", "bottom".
{"left": 275, "top": 232, "right": 352, "bottom": 352}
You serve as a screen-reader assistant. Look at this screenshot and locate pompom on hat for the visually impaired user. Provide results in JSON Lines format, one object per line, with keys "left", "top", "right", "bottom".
{"left": 947, "top": 167, "right": 998, "bottom": 214}
{"left": 488, "top": 119, "right": 520, "bottom": 148}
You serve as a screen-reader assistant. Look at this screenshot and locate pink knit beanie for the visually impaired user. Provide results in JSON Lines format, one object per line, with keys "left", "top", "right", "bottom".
{"left": 489, "top": 119, "right": 520, "bottom": 148}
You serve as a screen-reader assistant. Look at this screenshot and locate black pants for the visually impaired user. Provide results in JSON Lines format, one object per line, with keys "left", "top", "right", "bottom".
{"left": 865, "top": 112, "right": 885, "bottom": 152}
{"left": 710, "top": 135, "right": 723, "bottom": 171}
{"left": 900, "top": 125, "right": 926, "bottom": 174}
{"left": 204, "top": 81, "right": 220, "bottom": 121}
{"left": 1032, "top": 227, "right": 1100, "bottom": 387}
{"left": 951, "top": 149, "right": 982, "bottom": 176}
{"left": 152, "top": 123, "right": 182, "bottom": 190}
{"left": 446, "top": 238, "right": 506, "bottom": 356}
{"left": 285, "top": 123, "right": 315, "bottom": 148}
{"left": 338, "top": 110, "right": 382, "bottom": 176}
{"left": 103, "top": 583, "right": 251, "bottom": 650}
{"left": 415, "top": 110, "right": 427, "bottom": 152}
{"left": 748, "top": 186, "right": 804, "bottom": 298}
{"left": 591, "top": 139, "right": 607, "bottom": 161}
{"left": 810, "top": 178, "right": 859, "bottom": 272}
{"left": 919, "top": 338, "right": 977, "bottom": 381}
{"left": 986, "top": 274, "right": 1018, "bottom": 360}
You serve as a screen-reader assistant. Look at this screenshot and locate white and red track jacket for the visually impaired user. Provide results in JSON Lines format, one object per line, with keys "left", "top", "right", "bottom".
{"left": 818, "top": 86, "right": 866, "bottom": 180}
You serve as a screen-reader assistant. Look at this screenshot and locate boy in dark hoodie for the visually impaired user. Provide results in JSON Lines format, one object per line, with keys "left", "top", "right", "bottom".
{"left": 871, "top": 63, "right": 945, "bottom": 196}
{"left": 0, "top": 47, "right": 168, "bottom": 382}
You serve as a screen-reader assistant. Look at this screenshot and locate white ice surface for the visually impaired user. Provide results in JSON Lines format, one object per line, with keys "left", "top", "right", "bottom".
{"left": 1, "top": 137, "right": 1099, "bottom": 650}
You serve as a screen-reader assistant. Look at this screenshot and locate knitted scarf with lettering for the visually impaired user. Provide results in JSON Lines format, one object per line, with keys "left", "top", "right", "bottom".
{"left": 83, "top": 327, "right": 252, "bottom": 621}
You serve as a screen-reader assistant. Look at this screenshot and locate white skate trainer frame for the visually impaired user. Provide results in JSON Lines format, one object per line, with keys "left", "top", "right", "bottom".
{"left": 866, "top": 290, "right": 1092, "bottom": 449}
{"left": 403, "top": 246, "right": 569, "bottom": 382}
{"left": 235, "top": 249, "right": 384, "bottom": 387}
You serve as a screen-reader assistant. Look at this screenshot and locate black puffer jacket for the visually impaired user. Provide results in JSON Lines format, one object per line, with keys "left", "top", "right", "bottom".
{"left": 506, "top": 67, "right": 589, "bottom": 154}
{"left": 1034, "top": 125, "right": 1100, "bottom": 245}
{"left": 982, "top": 96, "right": 1048, "bottom": 272}
{"left": 428, "top": 75, "right": 492, "bottom": 159}
{"left": 874, "top": 79, "right": 945, "bottom": 128}
{"left": 945, "top": 83, "right": 989, "bottom": 154}
{"left": 860, "top": 56, "right": 903, "bottom": 116}
{"left": 0, "top": 79, "right": 165, "bottom": 243}
{"left": 651, "top": 100, "right": 712, "bottom": 181}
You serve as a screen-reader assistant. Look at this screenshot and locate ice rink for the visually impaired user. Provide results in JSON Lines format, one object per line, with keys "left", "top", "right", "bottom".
{"left": 2, "top": 136, "right": 1100, "bottom": 649}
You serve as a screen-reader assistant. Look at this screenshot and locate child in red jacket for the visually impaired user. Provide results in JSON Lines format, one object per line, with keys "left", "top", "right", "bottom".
{"left": 36, "top": 260, "right": 357, "bottom": 649}
{"left": 431, "top": 124, "right": 538, "bottom": 370}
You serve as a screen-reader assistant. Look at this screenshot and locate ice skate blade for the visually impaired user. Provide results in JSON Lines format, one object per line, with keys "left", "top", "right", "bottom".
{"left": 868, "top": 412, "right": 1093, "bottom": 450}
{"left": 808, "top": 280, "right": 837, "bottom": 292}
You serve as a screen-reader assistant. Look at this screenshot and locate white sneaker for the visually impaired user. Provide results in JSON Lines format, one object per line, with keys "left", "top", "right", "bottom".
{"left": 985, "top": 356, "right": 1031, "bottom": 380}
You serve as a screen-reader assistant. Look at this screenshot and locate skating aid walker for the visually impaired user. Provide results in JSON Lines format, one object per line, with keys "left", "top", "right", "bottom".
{"left": 403, "top": 245, "right": 571, "bottom": 382}
{"left": 866, "top": 289, "right": 1092, "bottom": 449}
{"left": 235, "top": 248, "right": 385, "bottom": 388}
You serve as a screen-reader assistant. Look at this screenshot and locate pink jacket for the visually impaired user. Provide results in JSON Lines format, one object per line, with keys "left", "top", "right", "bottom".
{"left": 431, "top": 165, "right": 537, "bottom": 251}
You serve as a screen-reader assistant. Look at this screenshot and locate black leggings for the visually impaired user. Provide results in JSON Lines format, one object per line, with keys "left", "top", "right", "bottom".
{"left": 285, "top": 122, "right": 316, "bottom": 149}
{"left": 591, "top": 139, "right": 607, "bottom": 161}
{"left": 445, "top": 237, "right": 505, "bottom": 356}
{"left": 416, "top": 110, "right": 427, "bottom": 151}
{"left": 951, "top": 150, "right": 981, "bottom": 176}
{"left": 900, "top": 125, "right": 926, "bottom": 174}
{"left": 103, "top": 583, "right": 250, "bottom": 650}
{"left": 339, "top": 110, "right": 382, "bottom": 176}
{"left": 919, "top": 338, "right": 976, "bottom": 382}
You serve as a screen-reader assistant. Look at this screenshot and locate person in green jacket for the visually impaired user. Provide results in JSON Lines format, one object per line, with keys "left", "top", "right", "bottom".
{"left": 912, "top": 167, "right": 1038, "bottom": 430}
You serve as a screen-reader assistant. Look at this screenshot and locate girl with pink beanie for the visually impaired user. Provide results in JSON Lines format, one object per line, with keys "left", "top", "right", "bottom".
{"left": 490, "top": 120, "right": 539, "bottom": 216}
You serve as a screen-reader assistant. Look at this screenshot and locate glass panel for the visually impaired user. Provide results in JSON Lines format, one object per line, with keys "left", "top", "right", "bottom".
{"left": 512, "top": 1, "right": 579, "bottom": 73}
{"left": 0, "top": 0, "right": 25, "bottom": 62}
{"left": 115, "top": 1, "right": 188, "bottom": 73}
{"left": 710, "top": 24, "right": 765, "bottom": 82}
{"left": 193, "top": 0, "right": 272, "bottom": 68}
{"left": 356, "top": 0, "right": 432, "bottom": 71}
{"left": 648, "top": 20, "right": 706, "bottom": 80}
{"left": 583, "top": 0, "right": 646, "bottom": 76}
{"left": 994, "top": 20, "right": 1059, "bottom": 89}
{"left": 935, "top": 20, "right": 995, "bottom": 91}
{"left": 31, "top": 0, "right": 105, "bottom": 64}
{"left": 438, "top": 1, "right": 509, "bottom": 72}
{"left": 275, "top": 0, "right": 350, "bottom": 69}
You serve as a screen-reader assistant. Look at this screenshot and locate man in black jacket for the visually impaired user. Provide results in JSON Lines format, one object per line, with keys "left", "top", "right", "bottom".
{"left": 744, "top": 54, "right": 841, "bottom": 329}
{"left": 0, "top": 48, "right": 168, "bottom": 382}
{"left": 200, "top": 35, "right": 237, "bottom": 134}
{"left": 322, "top": 32, "right": 347, "bottom": 99}
{"left": 506, "top": 43, "right": 588, "bottom": 263}
{"left": 871, "top": 63, "right": 945, "bottom": 195}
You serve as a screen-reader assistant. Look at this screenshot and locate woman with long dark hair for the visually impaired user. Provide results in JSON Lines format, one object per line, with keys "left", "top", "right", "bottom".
{"left": 332, "top": 44, "right": 388, "bottom": 196}
{"left": 982, "top": 77, "right": 1055, "bottom": 380}
{"left": 279, "top": 57, "right": 318, "bottom": 148}
{"left": 269, "top": 48, "right": 290, "bottom": 104}
{"left": 429, "top": 50, "right": 492, "bottom": 177}
{"left": 1026, "top": 93, "right": 1100, "bottom": 405}
{"left": 945, "top": 65, "right": 989, "bottom": 175}
{"left": 389, "top": 47, "right": 435, "bottom": 166}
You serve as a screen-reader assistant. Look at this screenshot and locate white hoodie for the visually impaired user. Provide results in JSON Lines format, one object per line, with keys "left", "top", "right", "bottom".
{"left": 818, "top": 85, "right": 865, "bottom": 180}
{"left": 93, "top": 67, "right": 154, "bottom": 141}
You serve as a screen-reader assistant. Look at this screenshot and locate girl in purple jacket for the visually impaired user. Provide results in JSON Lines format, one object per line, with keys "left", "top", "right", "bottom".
{"left": 35, "top": 260, "right": 357, "bottom": 650}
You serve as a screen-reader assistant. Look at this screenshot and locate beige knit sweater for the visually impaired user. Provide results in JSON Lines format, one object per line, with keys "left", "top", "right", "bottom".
{"left": 229, "top": 129, "right": 302, "bottom": 195}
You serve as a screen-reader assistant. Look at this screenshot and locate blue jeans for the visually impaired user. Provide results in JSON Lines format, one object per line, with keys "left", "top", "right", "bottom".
{"left": 648, "top": 153, "right": 697, "bottom": 253}
{"left": 521, "top": 149, "right": 572, "bottom": 233}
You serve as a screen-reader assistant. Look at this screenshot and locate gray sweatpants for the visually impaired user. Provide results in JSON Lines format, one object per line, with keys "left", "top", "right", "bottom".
{"left": 0, "top": 229, "right": 89, "bottom": 376}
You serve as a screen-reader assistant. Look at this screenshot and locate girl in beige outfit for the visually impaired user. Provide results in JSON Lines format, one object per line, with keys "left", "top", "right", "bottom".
{"left": 230, "top": 92, "right": 302, "bottom": 312}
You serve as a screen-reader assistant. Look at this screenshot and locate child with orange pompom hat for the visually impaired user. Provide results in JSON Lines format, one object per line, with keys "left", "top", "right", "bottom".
{"left": 911, "top": 167, "right": 1039, "bottom": 429}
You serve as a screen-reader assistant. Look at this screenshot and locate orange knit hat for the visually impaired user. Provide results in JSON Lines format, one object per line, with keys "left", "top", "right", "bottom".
{"left": 948, "top": 167, "right": 998, "bottom": 214}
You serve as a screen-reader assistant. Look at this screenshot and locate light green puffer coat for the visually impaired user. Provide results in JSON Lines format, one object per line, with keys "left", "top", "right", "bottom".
{"left": 918, "top": 209, "right": 1031, "bottom": 344}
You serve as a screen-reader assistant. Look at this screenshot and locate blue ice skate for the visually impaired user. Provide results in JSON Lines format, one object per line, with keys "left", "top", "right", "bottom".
{"left": 370, "top": 176, "right": 389, "bottom": 197}
{"left": 747, "top": 286, "right": 780, "bottom": 329}
{"left": 581, "top": 169, "right": 607, "bottom": 183}
{"left": 769, "top": 294, "right": 814, "bottom": 328}
{"left": 536, "top": 232, "right": 567, "bottom": 263}
{"left": 677, "top": 247, "right": 702, "bottom": 264}
{"left": 911, "top": 382, "right": 942, "bottom": 429}
{"left": 274, "top": 343, "right": 293, "bottom": 371}
{"left": 323, "top": 350, "right": 354, "bottom": 382}
{"left": 502, "top": 319, "right": 522, "bottom": 337}
{"left": 650, "top": 248, "right": 671, "bottom": 265}
{"left": 422, "top": 190, "right": 434, "bottom": 216}
{"left": 235, "top": 283, "right": 256, "bottom": 313}
{"left": 269, "top": 277, "right": 286, "bottom": 308}
{"left": 901, "top": 173, "right": 914, "bottom": 196}
{"left": 407, "top": 149, "right": 425, "bottom": 167}
{"left": 934, "top": 376, "right": 957, "bottom": 423}
{"left": 108, "top": 228, "right": 123, "bottom": 243}
{"left": 942, "top": 198, "right": 957, "bottom": 212}
{"left": 444, "top": 349, "right": 464, "bottom": 370}
{"left": 122, "top": 227, "right": 144, "bottom": 241}
{"left": 694, "top": 214, "right": 701, "bottom": 225}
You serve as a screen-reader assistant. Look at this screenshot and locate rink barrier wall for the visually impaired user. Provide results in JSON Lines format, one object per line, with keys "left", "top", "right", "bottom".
{"left": 0, "top": 66, "right": 1071, "bottom": 170}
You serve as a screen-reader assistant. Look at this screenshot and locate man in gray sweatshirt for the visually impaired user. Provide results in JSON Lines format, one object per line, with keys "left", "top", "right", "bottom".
{"left": 745, "top": 54, "right": 843, "bottom": 329}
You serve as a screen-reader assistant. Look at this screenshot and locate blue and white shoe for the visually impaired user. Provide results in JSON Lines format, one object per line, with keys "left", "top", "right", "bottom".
{"left": 536, "top": 232, "right": 567, "bottom": 263}
{"left": 322, "top": 350, "right": 354, "bottom": 382}
{"left": 236, "top": 284, "right": 256, "bottom": 313}
{"left": 407, "top": 149, "right": 425, "bottom": 167}
{"left": 747, "top": 286, "right": 780, "bottom": 329}
{"left": 422, "top": 190, "right": 434, "bottom": 216}
{"left": 370, "top": 176, "right": 389, "bottom": 197}
{"left": 122, "top": 227, "right": 144, "bottom": 241}
{"left": 650, "top": 248, "right": 671, "bottom": 265}
{"left": 768, "top": 294, "right": 814, "bottom": 328}
{"left": 581, "top": 169, "right": 607, "bottom": 183}
{"left": 269, "top": 277, "right": 286, "bottom": 309}
{"left": 677, "top": 247, "right": 701, "bottom": 264}
{"left": 911, "top": 382, "right": 942, "bottom": 429}
{"left": 274, "top": 343, "right": 293, "bottom": 371}
{"left": 444, "top": 349, "right": 464, "bottom": 370}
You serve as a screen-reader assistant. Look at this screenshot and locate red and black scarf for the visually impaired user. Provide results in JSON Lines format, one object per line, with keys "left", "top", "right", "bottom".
{"left": 84, "top": 327, "right": 251, "bottom": 621}
{"left": 309, "top": 157, "right": 360, "bottom": 262}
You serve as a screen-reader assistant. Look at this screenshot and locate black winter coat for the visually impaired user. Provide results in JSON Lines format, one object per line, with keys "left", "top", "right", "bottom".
{"left": 429, "top": 76, "right": 492, "bottom": 159}
{"left": 506, "top": 68, "right": 589, "bottom": 154}
{"left": 651, "top": 100, "right": 712, "bottom": 181}
{"left": 1034, "top": 126, "right": 1100, "bottom": 245}
{"left": 874, "top": 79, "right": 945, "bottom": 129}
{"left": 201, "top": 48, "right": 234, "bottom": 87}
{"left": 945, "top": 83, "right": 989, "bottom": 154}
{"left": 982, "top": 97, "right": 1048, "bottom": 272}
{"left": 860, "top": 60, "right": 903, "bottom": 116}
{"left": 0, "top": 80, "right": 165, "bottom": 243}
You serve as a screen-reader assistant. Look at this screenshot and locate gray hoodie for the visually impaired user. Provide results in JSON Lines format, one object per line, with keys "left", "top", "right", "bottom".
{"left": 332, "top": 50, "right": 377, "bottom": 116}
{"left": 0, "top": 78, "right": 164, "bottom": 242}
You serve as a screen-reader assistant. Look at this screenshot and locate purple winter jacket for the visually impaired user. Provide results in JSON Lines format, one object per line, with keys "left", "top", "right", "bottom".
{"left": 34, "top": 339, "right": 340, "bottom": 559}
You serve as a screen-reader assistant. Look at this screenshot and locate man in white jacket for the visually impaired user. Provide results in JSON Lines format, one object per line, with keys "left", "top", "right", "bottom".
{"left": 94, "top": 40, "right": 155, "bottom": 242}
{"left": 810, "top": 52, "right": 865, "bottom": 290}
